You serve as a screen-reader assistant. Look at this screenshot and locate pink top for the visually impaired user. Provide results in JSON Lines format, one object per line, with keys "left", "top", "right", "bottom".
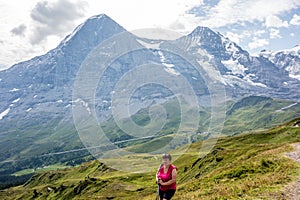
{"left": 157, "top": 164, "right": 177, "bottom": 191}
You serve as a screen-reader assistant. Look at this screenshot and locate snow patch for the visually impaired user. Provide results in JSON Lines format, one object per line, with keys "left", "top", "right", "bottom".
{"left": 158, "top": 50, "right": 180, "bottom": 76}
{"left": 281, "top": 103, "right": 298, "bottom": 110}
{"left": 9, "top": 88, "right": 20, "bottom": 92}
{"left": 198, "top": 59, "right": 227, "bottom": 85}
{"left": 73, "top": 98, "right": 91, "bottom": 115}
{"left": 222, "top": 74, "right": 267, "bottom": 88}
{"left": 222, "top": 37, "right": 240, "bottom": 58}
{"left": 56, "top": 99, "right": 63, "bottom": 103}
{"left": 221, "top": 59, "right": 266, "bottom": 87}
{"left": 244, "top": 77, "right": 267, "bottom": 88}
{"left": 61, "top": 22, "right": 84, "bottom": 45}
{"left": 0, "top": 108, "right": 10, "bottom": 120}
{"left": 12, "top": 98, "right": 20, "bottom": 103}
{"left": 89, "top": 14, "right": 105, "bottom": 20}
{"left": 222, "top": 59, "right": 247, "bottom": 76}
{"left": 164, "top": 68, "right": 180, "bottom": 76}
{"left": 289, "top": 74, "right": 300, "bottom": 81}
{"left": 276, "top": 103, "right": 298, "bottom": 112}
{"left": 259, "top": 45, "right": 300, "bottom": 81}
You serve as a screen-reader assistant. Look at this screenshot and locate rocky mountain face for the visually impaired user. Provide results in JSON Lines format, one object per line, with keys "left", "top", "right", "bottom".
{"left": 0, "top": 14, "right": 299, "bottom": 168}
{"left": 0, "top": 14, "right": 125, "bottom": 126}
{"left": 184, "top": 27, "right": 300, "bottom": 99}
{"left": 259, "top": 45, "right": 300, "bottom": 81}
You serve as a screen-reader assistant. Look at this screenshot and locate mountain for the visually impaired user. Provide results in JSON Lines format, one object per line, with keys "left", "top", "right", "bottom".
{"left": 0, "top": 14, "right": 299, "bottom": 181}
{"left": 259, "top": 44, "right": 300, "bottom": 81}
{"left": 0, "top": 14, "right": 126, "bottom": 123}
{"left": 0, "top": 14, "right": 127, "bottom": 176}
{"left": 183, "top": 27, "right": 300, "bottom": 99}
{"left": 1, "top": 117, "right": 300, "bottom": 199}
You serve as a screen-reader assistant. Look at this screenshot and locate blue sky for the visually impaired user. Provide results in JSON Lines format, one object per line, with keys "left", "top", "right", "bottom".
{"left": 0, "top": 0, "right": 300, "bottom": 70}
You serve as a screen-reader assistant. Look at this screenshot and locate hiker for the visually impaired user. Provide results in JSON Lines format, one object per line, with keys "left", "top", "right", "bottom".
{"left": 156, "top": 153, "right": 177, "bottom": 200}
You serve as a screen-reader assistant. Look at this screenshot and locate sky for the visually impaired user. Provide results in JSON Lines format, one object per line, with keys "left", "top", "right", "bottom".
{"left": 0, "top": 0, "right": 300, "bottom": 70}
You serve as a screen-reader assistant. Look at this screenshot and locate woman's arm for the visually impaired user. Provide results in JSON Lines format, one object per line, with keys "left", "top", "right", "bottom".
{"left": 161, "top": 168, "right": 177, "bottom": 186}
{"left": 156, "top": 164, "right": 163, "bottom": 182}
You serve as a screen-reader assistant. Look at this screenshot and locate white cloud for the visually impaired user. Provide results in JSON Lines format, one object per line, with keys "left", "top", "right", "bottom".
{"left": 270, "top": 28, "right": 282, "bottom": 39}
{"left": 248, "top": 38, "right": 269, "bottom": 49}
{"left": 29, "top": 0, "right": 87, "bottom": 44}
{"left": 290, "top": 14, "right": 300, "bottom": 26}
{"left": 0, "top": 0, "right": 88, "bottom": 67}
{"left": 0, "top": 0, "right": 300, "bottom": 67}
{"left": 86, "top": 0, "right": 203, "bottom": 33}
{"left": 193, "top": 0, "right": 300, "bottom": 28}
{"left": 0, "top": 0, "right": 204, "bottom": 67}
{"left": 11, "top": 24, "right": 27, "bottom": 36}
{"left": 254, "top": 30, "right": 266, "bottom": 37}
{"left": 0, "top": 63, "right": 7, "bottom": 71}
{"left": 224, "top": 32, "right": 241, "bottom": 44}
{"left": 265, "top": 15, "right": 288, "bottom": 28}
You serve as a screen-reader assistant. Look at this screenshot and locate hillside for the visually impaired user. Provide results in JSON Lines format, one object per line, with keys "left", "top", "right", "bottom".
{"left": 0, "top": 13, "right": 300, "bottom": 186}
{"left": 1, "top": 117, "right": 299, "bottom": 199}
{"left": 0, "top": 95, "right": 299, "bottom": 190}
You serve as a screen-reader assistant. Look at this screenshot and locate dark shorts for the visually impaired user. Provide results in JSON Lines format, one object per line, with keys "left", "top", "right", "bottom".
{"left": 159, "top": 189, "right": 176, "bottom": 200}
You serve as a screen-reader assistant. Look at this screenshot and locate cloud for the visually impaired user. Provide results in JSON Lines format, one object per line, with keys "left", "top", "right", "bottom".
{"left": 269, "top": 28, "right": 282, "bottom": 39}
{"left": 265, "top": 15, "right": 288, "bottom": 28}
{"left": 86, "top": 0, "right": 203, "bottom": 33}
{"left": 169, "top": 20, "right": 186, "bottom": 30}
{"left": 29, "top": 0, "right": 87, "bottom": 45}
{"left": 189, "top": 0, "right": 300, "bottom": 28}
{"left": 0, "top": 63, "right": 8, "bottom": 71}
{"left": 248, "top": 38, "right": 269, "bottom": 49}
{"left": 253, "top": 30, "right": 266, "bottom": 37}
{"left": 290, "top": 14, "right": 300, "bottom": 26}
{"left": 11, "top": 24, "right": 27, "bottom": 36}
{"left": 224, "top": 32, "right": 242, "bottom": 44}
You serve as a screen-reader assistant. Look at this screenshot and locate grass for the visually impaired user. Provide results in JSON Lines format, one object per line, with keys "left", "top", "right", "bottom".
{"left": 0, "top": 95, "right": 299, "bottom": 180}
{"left": 12, "top": 164, "right": 70, "bottom": 176}
{"left": 0, "top": 117, "right": 299, "bottom": 199}
{"left": 223, "top": 96, "right": 300, "bottom": 134}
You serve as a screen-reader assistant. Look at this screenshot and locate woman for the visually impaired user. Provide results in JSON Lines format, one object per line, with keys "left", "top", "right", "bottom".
{"left": 156, "top": 153, "right": 177, "bottom": 200}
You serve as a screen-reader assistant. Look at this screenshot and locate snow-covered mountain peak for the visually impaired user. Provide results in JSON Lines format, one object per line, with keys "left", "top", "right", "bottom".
{"left": 186, "top": 26, "right": 248, "bottom": 62}
{"left": 0, "top": 13, "right": 299, "bottom": 129}
{"left": 60, "top": 13, "right": 125, "bottom": 47}
{"left": 188, "top": 26, "right": 221, "bottom": 43}
{"left": 258, "top": 44, "right": 300, "bottom": 81}
{"left": 291, "top": 44, "right": 300, "bottom": 52}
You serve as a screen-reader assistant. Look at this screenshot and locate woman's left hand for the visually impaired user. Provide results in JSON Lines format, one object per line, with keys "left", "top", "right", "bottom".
{"left": 158, "top": 179, "right": 165, "bottom": 185}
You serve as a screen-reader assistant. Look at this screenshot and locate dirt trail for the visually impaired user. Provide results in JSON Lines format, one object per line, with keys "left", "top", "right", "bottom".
{"left": 284, "top": 143, "right": 300, "bottom": 200}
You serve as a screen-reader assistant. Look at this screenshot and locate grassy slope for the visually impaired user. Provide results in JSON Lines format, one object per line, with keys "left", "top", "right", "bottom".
{"left": 1, "top": 96, "right": 299, "bottom": 173}
{"left": 224, "top": 96, "right": 300, "bottom": 134}
{"left": 1, "top": 117, "right": 300, "bottom": 199}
